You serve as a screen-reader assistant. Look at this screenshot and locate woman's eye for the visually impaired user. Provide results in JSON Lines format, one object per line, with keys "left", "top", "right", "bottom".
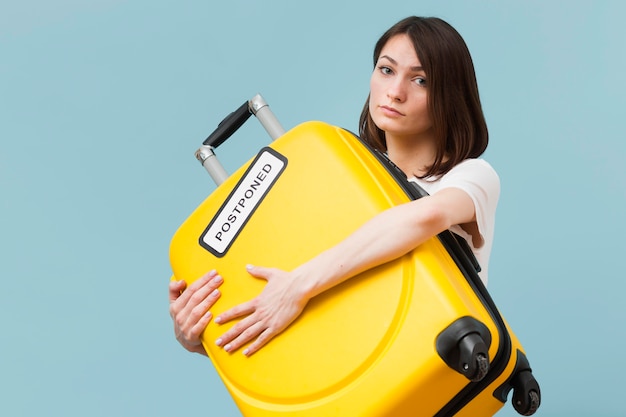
{"left": 414, "top": 77, "right": 427, "bottom": 86}
{"left": 378, "top": 66, "right": 393, "bottom": 75}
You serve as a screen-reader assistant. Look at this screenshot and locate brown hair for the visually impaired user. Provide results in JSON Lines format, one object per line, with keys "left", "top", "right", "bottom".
{"left": 359, "top": 16, "right": 488, "bottom": 178}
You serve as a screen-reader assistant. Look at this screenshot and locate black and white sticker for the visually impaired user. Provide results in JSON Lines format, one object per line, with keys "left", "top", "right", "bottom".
{"left": 199, "top": 148, "right": 287, "bottom": 257}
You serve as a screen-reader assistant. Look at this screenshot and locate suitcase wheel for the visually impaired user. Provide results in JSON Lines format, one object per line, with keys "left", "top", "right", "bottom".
{"left": 493, "top": 350, "right": 541, "bottom": 415}
{"left": 467, "top": 350, "right": 489, "bottom": 382}
{"left": 511, "top": 369, "right": 541, "bottom": 416}
{"left": 435, "top": 317, "right": 492, "bottom": 382}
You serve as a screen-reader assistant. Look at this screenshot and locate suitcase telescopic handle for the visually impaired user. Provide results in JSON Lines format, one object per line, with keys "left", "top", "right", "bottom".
{"left": 195, "top": 94, "right": 286, "bottom": 185}
{"left": 202, "top": 100, "right": 253, "bottom": 149}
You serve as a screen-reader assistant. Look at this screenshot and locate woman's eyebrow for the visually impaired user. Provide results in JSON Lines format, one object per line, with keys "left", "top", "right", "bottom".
{"left": 379, "top": 55, "right": 424, "bottom": 72}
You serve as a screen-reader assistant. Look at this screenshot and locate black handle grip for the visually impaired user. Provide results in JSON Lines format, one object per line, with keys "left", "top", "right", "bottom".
{"left": 202, "top": 101, "right": 252, "bottom": 148}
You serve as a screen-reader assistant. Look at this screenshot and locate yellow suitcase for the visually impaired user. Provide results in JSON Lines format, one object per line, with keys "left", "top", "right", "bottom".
{"left": 169, "top": 95, "right": 540, "bottom": 416}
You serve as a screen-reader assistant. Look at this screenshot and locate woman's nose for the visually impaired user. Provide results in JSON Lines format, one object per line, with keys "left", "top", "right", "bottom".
{"left": 386, "top": 79, "right": 406, "bottom": 102}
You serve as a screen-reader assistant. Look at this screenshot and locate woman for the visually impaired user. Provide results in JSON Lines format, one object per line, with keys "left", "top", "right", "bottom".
{"left": 169, "top": 16, "right": 499, "bottom": 358}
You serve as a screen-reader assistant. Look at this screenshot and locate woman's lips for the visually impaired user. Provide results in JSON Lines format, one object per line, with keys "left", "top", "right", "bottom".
{"left": 379, "top": 105, "right": 404, "bottom": 117}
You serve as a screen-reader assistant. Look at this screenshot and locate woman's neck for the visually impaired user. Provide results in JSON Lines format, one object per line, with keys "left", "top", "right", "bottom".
{"left": 385, "top": 134, "right": 437, "bottom": 178}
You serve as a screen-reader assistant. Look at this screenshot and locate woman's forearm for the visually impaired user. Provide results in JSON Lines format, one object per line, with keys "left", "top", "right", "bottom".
{"left": 293, "top": 198, "right": 446, "bottom": 301}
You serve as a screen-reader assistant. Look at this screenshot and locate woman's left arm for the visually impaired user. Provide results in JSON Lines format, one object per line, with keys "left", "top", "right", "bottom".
{"left": 214, "top": 187, "right": 476, "bottom": 356}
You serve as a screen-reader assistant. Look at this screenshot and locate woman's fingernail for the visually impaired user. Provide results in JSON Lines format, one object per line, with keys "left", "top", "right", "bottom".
{"left": 204, "top": 311, "right": 212, "bottom": 319}
{"left": 212, "top": 275, "right": 223, "bottom": 284}
{"left": 224, "top": 343, "right": 232, "bottom": 352}
{"left": 242, "top": 348, "right": 250, "bottom": 356}
{"left": 215, "top": 338, "right": 223, "bottom": 346}
{"left": 246, "top": 264, "right": 254, "bottom": 270}
{"left": 210, "top": 289, "right": 220, "bottom": 297}
{"left": 215, "top": 316, "right": 222, "bottom": 324}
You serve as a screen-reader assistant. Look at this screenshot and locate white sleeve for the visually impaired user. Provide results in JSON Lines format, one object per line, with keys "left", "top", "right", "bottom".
{"left": 437, "top": 159, "right": 500, "bottom": 249}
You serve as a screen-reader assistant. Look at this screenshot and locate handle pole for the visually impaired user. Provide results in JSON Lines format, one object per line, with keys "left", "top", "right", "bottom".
{"left": 249, "top": 94, "right": 286, "bottom": 140}
{"left": 195, "top": 146, "right": 229, "bottom": 185}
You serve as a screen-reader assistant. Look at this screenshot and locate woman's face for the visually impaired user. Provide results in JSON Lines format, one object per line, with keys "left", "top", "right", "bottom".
{"left": 369, "top": 34, "right": 433, "bottom": 143}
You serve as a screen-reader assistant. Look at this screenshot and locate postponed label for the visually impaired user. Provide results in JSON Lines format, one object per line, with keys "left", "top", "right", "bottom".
{"left": 200, "top": 148, "right": 287, "bottom": 257}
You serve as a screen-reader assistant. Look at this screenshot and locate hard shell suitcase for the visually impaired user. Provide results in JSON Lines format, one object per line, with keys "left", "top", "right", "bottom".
{"left": 169, "top": 95, "right": 541, "bottom": 416}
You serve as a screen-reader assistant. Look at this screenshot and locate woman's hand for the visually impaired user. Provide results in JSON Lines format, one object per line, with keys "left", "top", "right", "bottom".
{"left": 214, "top": 265, "right": 309, "bottom": 357}
{"left": 169, "top": 270, "right": 223, "bottom": 355}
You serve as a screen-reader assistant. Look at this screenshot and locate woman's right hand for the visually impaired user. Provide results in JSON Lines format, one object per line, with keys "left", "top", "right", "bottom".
{"left": 169, "top": 270, "right": 223, "bottom": 355}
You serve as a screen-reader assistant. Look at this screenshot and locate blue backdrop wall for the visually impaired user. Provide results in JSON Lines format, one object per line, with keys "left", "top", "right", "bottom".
{"left": 1, "top": 1, "right": 624, "bottom": 416}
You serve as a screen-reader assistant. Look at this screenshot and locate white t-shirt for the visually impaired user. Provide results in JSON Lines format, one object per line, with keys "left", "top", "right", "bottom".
{"left": 408, "top": 158, "right": 500, "bottom": 285}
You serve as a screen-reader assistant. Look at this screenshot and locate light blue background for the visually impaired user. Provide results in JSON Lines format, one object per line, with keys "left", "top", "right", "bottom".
{"left": 1, "top": 1, "right": 624, "bottom": 416}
